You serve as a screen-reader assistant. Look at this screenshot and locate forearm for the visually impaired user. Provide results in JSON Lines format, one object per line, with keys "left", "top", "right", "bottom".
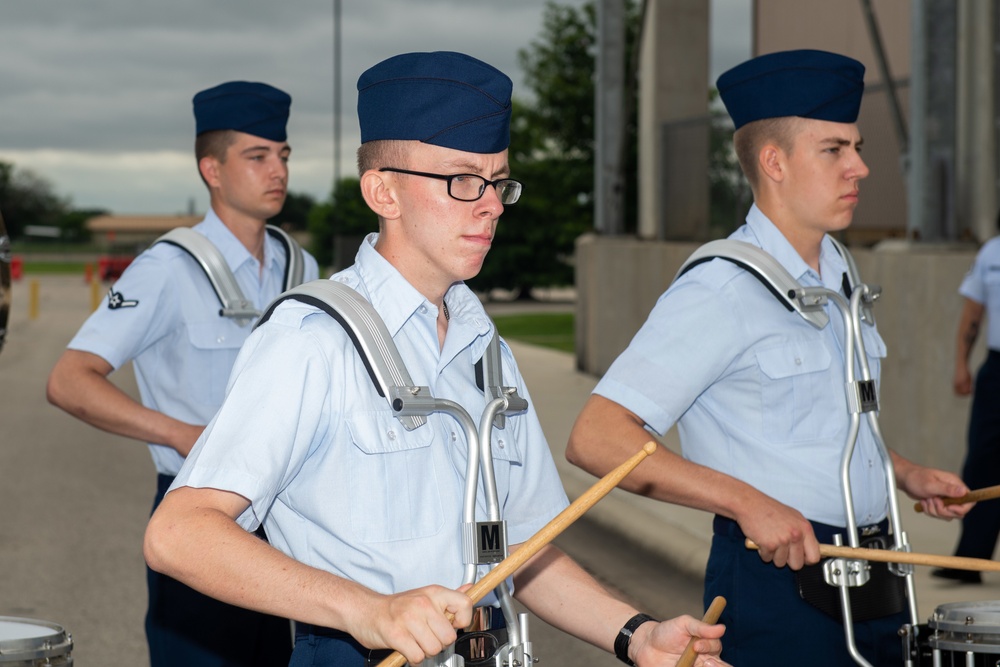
{"left": 512, "top": 544, "right": 636, "bottom": 652}
{"left": 47, "top": 350, "right": 201, "bottom": 454}
{"left": 567, "top": 395, "right": 768, "bottom": 519}
{"left": 144, "top": 487, "right": 368, "bottom": 629}
{"left": 955, "top": 299, "right": 985, "bottom": 371}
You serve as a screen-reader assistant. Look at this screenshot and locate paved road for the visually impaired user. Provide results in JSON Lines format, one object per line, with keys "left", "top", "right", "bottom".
{"left": 0, "top": 276, "right": 702, "bottom": 666}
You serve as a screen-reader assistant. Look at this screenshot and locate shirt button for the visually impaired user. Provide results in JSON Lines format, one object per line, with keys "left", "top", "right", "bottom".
{"left": 419, "top": 305, "right": 427, "bottom": 314}
{"left": 387, "top": 430, "right": 396, "bottom": 441}
{"left": 794, "top": 357, "right": 802, "bottom": 365}
{"left": 217, "top": 336, "right": 225, "bottom": 343}
{"left": 497, "top": 439, "right": 505, "bottom": 449}
{"left": 450, "top": 432, "right": 457, "bottom": 442}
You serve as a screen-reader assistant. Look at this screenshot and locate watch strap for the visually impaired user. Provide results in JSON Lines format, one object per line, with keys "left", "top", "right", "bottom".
{"left": 614, "top": 612, "right": 657, "bottom": 665}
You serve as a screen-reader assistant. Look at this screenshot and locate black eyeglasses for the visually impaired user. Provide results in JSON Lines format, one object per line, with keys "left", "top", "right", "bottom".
{"left": 379, "top": 167, "right": 522, "bottom": 205}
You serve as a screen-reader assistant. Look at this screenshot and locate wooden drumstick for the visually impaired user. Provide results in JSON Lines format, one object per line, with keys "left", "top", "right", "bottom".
{"left": 913, "top": 483, "right": 1000, "bottom": 512}
{"left": 745, "top": 538, "right": 1000, "bottom": 572}
{"left": 376, "top": 441, "right": 659, "bottom": 667}
{"left": 676, "top": 596, "right": 727, "bottom": 667}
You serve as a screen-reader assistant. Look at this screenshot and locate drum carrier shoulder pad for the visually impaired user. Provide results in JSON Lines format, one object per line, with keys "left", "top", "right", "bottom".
{"left": 673, "top": 237, "right": 873, "bottom": 328}
{"left": 153, "top": 225, "right": 305, "bottom": 324}
{"left": 254, "top": 279, "right": 522, "bottom": 431}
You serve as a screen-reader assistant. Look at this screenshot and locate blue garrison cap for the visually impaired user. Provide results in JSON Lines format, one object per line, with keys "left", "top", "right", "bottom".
{"left": 193, "top": 81, "right": 291, "bottom": 142}
{"left": 717, "top": 50, "right": 865, "bottom": 130}
{"left": 357, "top": 51, "right": 512, "bottom": 154}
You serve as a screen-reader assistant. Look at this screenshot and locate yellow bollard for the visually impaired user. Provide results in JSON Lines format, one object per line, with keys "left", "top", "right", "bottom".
{"left": 90, "top": 277, "right": 102, "bottom": 311}
{"left": 28, "top": 279, "right": 39, "bottom": 320}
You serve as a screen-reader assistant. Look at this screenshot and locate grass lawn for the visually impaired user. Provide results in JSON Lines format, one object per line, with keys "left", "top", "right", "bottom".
{"left": 491, "top": 312, "right": 574, "bottom": 353}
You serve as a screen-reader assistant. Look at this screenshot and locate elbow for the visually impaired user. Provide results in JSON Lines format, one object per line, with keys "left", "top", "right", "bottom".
{"left": 45, "top": 371, "right": 66, "bottom": 410}
{"left": 143, "top": 513, "right": 173, "bottom": 576}
{"left": 565, "top": 422, "right": 599, "bottom": 474}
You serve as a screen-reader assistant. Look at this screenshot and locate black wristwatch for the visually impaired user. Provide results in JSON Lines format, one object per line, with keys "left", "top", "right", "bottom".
{"left": 614, "top": 612, "right": 658, "bottom": 666}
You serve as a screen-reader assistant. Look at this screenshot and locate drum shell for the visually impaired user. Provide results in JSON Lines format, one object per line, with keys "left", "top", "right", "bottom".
{"left": 906, "top": 602, "right": 1000, "bottom": 666}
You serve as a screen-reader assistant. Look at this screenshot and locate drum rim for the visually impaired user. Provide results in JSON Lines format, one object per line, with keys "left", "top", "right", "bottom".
{"left": 0, "top": 616, "right": 72, "bottom": 660}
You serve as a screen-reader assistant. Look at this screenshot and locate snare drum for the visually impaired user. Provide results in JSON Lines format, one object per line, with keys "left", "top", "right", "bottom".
{"left": 917, "top": 601, "right": 1000, "bottom": 666}
{"left": 0, "top": 617, "right": 72, "bottom": 665}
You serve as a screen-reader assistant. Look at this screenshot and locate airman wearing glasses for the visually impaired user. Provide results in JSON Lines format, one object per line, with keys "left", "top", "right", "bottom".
{"left": 145, "top": 51, "right": 729, "bottom": 667}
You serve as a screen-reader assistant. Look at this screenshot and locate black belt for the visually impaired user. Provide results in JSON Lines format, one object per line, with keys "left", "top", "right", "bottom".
{"left": 296, "top": 611, "right": 508, "bottom": 666}
{"left": 294, "top": 624, "right": 392, "bottom": 664}
{"left": 712, "top": 515, "right": 890, "bottom": 542}
{"left": 713, "top": 515, "right": 905, "bottom": 622}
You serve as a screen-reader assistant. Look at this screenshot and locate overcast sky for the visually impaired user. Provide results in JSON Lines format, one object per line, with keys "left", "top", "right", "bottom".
{"left": 0, "top": 1, "right": 750, "bottom": 216}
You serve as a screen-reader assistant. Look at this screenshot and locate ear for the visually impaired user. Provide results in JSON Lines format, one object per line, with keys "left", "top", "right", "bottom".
{"left": 360, "top": 169, "right": 401, "bottom": 220}
{"left": 199, "top": 156, "right": 222, "bottom": 189}
{"left": 758, "top": 143, "right": 785, "bottom": 184}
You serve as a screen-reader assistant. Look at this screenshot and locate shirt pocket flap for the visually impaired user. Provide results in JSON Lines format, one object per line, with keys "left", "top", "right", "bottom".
{"left": 347, "top": 410, "right": 433, "bottom": 455}
{"left": 187, "top": 321, "right": 246, "bottom": 351}
{"left": 756, "top": 342, "right": 831, "bottom": 380}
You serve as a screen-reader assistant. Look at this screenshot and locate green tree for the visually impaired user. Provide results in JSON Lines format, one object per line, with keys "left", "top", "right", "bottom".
{"left": 308, "top": 177, "right": 378, "bottom": 271}
{"left": 469, "top": 0, "right": 641, "bottom": 297}
{"left": 707, "top": 92, "right": 750, "bottom": 238}
{"left": 56, "top": 208, "right": 106, "bottom": 242}
{"left": 0, "top": 161, "right": 70, "bottom": 239}
{"left": 270, "top": 190, "right": 316, "bottom": 231}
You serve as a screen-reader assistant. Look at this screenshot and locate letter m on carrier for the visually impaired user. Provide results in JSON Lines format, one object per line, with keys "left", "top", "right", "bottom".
{"left": 476, "top": 521, "right": 507, "bottom": 564}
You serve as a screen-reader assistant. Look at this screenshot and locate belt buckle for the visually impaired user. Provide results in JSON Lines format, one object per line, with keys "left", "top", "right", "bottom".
{"left": 859, "top": 524, "right": 881, "bottom": 537}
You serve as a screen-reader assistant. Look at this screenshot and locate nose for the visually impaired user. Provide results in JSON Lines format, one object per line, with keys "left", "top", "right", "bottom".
{"left": 271, "top": 155, "right": 289, "bottom": 183}
{"left": 851, "top": 151, "right": 870, "bottom": 181}
{"left": 475, "top": 182, "right": 505, "bottom": 218}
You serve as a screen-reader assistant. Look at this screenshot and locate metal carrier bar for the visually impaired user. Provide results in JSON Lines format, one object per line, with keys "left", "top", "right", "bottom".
{"left": 676, "top": 241, "right": 916, "bottom": 667}
{"left": 154, "top": 225, "right": 305, "bottom": 325}
{"left": 256, "top": 279, "right": 534, "bottom": 666}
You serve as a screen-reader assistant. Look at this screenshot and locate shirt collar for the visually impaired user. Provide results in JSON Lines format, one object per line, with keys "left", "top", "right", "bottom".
{"left": 198, "top": 208, "right": 279, "bottom": 273}
{"left": 352, "top": 233, "right": 493, "bottom": 356}
{"left": 743, "top": 204, "right": 848, "bottom": 289}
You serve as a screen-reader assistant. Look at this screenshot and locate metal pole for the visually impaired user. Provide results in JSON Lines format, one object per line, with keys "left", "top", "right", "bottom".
{"left": 595, "top": 0, "right": 625, "bottom": 235}
{"left": 333, "top": 0, "right": 341, "bottom": 186}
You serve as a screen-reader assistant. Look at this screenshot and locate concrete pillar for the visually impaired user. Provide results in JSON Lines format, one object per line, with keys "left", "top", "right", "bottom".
{"left": 956, "top": 1, "right": 997, "bottom": 242}
{"left": 637, "top": 0, "right": 709, "bottom": 240}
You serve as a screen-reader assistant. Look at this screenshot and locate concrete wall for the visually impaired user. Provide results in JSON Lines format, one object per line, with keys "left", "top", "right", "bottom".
{"left": 575, "top": 234, "right": 985, "bottom": 473}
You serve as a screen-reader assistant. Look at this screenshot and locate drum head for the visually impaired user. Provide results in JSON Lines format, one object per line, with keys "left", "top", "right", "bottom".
{"left": 929, "top": 601, "right": 1000, "bottom": 654}
{"left": 0, "top": 616, "right": 72, "bottom": 663}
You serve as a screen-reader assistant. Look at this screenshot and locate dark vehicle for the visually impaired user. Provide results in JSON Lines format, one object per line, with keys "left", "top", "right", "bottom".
{"left": 0, "top": 211, "right": 10, "bottom": 355}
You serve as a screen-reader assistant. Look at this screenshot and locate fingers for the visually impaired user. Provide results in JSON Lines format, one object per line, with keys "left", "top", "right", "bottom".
{"left": 370, "top": 586, "right": 474, "bottom": 665}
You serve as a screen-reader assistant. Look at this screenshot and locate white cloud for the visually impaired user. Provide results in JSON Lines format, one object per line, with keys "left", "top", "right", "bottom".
{"left": 0, "top": 0, "right": 747, "bottom": 215}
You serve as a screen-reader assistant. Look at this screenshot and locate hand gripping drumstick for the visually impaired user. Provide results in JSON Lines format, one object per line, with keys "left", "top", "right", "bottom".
{"left": 676, "top": 596, "right": 727, "bottom": 667}
{"left": 376, "top": 441, "right": 658, "bottom": 667}
{"left": 745, "top": 538, "right": 1000, "bottom": 572}
{"left": 913, "top": 483, "right": 1000, "bottom": 513}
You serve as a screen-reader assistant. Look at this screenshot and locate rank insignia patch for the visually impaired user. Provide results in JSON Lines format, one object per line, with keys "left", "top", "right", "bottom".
{"left": 107, "top": 289, "right": 139, "bottom": 310}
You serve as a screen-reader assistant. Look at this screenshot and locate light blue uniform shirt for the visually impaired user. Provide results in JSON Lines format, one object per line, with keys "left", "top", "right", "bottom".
{"left": 959, "top": 236, "right": 1000, "bottom": 350}
{"left": 173, "top": 233, "right": 569, "bottom": 597}
{"left": 595, "top": 205, "right": 889, "bottom": 527}
{"left": 68, "top": 209, "right": 320, "bottom": 476}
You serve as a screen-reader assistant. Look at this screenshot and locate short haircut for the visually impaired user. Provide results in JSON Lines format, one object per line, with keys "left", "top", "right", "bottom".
{"left": 356, "top": 139, "right": 408, "bottom": 176}
{"left": 195, "top": 129, "right": 238, "bottom": 164}
{"left": 733, "top": 116, "right": 802, "bottom": 192}
{"left": 194, "top": 130, "right": 238, "bottom": 187}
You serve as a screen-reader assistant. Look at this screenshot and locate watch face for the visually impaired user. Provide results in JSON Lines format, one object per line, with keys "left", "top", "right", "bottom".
{"left": 0, "top": 211, "right": 10, "bottom": 356}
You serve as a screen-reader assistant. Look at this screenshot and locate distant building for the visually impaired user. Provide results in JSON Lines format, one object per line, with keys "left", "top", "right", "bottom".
{"left": 85, "top": 214, "right": 201, "bottom": 252}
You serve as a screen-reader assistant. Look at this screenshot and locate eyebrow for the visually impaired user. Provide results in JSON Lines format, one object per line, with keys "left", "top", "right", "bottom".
{"left": 820, "top": 136, "right": 863, "bottom": 148}
{"left": 441, "top": 160, "right": 509, "bottom": 178}
{"left": 240, "top": 143, "right": 292, "bottom": 155}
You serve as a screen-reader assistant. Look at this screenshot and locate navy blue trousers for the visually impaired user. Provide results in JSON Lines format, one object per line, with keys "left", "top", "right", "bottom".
{"left": 146, "top": 474, "right": 293, "bottom": 667}
{"left": 707, "top": 517, "right": 908, "bottom": 667}
{"left": 290, "top": 627, "right": 390, "bottom": 667}
{"left": 954, "top": 351, "right": 1000, "bottom": 559}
